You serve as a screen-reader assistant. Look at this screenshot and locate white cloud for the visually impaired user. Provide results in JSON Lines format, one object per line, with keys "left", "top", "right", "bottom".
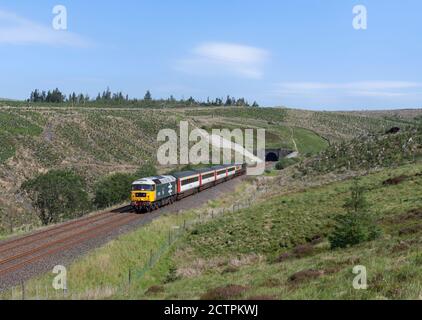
{"left": 0, "top": 10, "right": 91, "bottom": 47}
{"left": 273, "top": 81, "right": 422, "bottom": 98}
{"left": 176, "top": 42, "right": 270, "bottom": 79}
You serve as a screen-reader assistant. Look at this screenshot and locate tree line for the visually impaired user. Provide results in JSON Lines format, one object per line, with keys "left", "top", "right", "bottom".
{"left": 28, "top": 88, "right": 259, "bottom": 107}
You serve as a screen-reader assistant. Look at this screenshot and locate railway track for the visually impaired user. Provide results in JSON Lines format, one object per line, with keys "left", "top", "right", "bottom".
{"left": 0, "top": 175, "right": 244, "bottom": 289}
{"left": 0, "top": 206, "right": 136, "bottom": 278}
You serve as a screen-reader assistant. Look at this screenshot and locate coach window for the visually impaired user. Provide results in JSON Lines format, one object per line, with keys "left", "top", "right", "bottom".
{"left": 182, "top": 177, "right": 199, "bottom": 186}
{"left": 203, "top": 173, "right": 214, "bottom": 180}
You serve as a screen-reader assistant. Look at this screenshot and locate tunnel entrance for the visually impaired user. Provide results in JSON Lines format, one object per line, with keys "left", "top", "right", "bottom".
{"left": 265, "top": 152, "right": 279, "bottom": 162}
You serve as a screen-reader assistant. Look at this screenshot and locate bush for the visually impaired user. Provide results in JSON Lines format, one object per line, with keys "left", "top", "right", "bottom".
{"left": 200, "top": 285, "right": 249, "bottom": 300}
{"left": 329, "top": 179, "right": 381, "bottom": 249}
{"left": 22, "top": 170, "right": 90, "bottom": 225}
{"left": 93, "top": 173, "right": 135, "bottom": 209}
{"left": 134, "top": 162, "right": 157, "bottom": 179}
{"left": 94, "top": 163, "right": 157, "bottom": 209}
{"left": 275, "top": 158, "right": 298, "bottom": 170}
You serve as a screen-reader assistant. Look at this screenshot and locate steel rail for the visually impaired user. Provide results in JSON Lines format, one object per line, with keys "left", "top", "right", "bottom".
{"left": 0, "top": 214, "right": 140, "bottom": 277}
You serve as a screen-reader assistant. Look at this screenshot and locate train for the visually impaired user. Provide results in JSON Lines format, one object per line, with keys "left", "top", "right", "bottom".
{"left": 130, "top": 163, "right": 247, "bottom": 212}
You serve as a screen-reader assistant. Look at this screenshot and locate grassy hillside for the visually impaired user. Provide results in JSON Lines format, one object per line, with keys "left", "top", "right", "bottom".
{"left": 185, "top": 107, "right": 288, "bottom": 123}
{"left": 0, "top": 108, "right": 179, "bottom": 234}
{"left": 0, "top": 106, "right": 326, "bottom": 234}
{"left": 188, "top": 107, "right": 331, "bottom": 154}
{"left": 300, "top": 126, "right": 422, "bottom": 175}
{"left": 13, "top": 162, "right": 421, "bottom": 300}
{"left": 135, "top": 163, "right": 422, "bottom": 300}
{"left": 4, "top": 109, "right": 421, "bottom": 299}
{"left": 0, "top": 105, "right": 420, "bottom": 236}
{"left": 284, "top": 108, "right": 422, "bottom": 142}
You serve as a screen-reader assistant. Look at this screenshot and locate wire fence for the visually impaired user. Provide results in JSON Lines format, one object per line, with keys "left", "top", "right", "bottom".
{"left": 0, "top": 187, "right": 270, "bottom": 300}
{"left": 119, "top": 197, "right": 259, "bottom": 298}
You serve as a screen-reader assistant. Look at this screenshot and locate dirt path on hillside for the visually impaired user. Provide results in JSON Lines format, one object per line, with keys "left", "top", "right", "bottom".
{"left": 289, "top": 127, "right": 299, "bottom": 153}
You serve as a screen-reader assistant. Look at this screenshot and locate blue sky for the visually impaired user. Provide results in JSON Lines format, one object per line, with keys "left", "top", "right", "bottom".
{"left": 0, "top": 0, "right": 421, "bottom": 110}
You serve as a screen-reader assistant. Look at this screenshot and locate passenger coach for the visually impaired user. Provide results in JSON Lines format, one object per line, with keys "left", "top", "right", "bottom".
{"left": 130, "top": 164, "right": 246, "bottom": 212}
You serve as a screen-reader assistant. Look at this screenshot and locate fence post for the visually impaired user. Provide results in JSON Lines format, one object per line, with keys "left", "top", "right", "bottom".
{"left": 149, "top": 249, "right": 153, "bottom": 267}
{"left": 9, "top": 218, "right": 13, "bottom": 234}
{"left": 183, "top": 220, "right": 186, "bottom": 230}
{"left": 128, "top": 268, "right": 131, "bottom": 286}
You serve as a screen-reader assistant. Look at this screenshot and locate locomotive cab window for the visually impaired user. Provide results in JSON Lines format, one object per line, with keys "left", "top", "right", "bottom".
{"left": 132, "top": 184, "right": 155, "bottom": 191}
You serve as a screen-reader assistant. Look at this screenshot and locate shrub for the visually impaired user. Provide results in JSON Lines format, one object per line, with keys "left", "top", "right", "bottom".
{"left": 275, "top": 158, "right": 298, "bottom": 170}
{"left": 329, "top": 179, "right": 381, "bottom": 249}
{"left": 93, "top": 173, "right": 135, "bottom": 209}
{"left": 145, "top": 285, "right": 165, "bottom": 295}
{"left": 134, "top": 162, "right": 157, "bottom": 179}
{"left": 289, "top": 270, "right": 324, "bottom": 283}
{"left": 200, "top": 285, "right": 248, "bottom": 300}
{"left": 164, "top": 264, "right": 180, "bottom": 283}
{"left": 22, "top": 170, "right": 90, "bottom": 225}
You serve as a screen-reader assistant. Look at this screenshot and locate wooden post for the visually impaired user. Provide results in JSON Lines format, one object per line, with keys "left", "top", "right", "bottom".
{"left": 9, "top": 215, "right": 13, "bottom": 234}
